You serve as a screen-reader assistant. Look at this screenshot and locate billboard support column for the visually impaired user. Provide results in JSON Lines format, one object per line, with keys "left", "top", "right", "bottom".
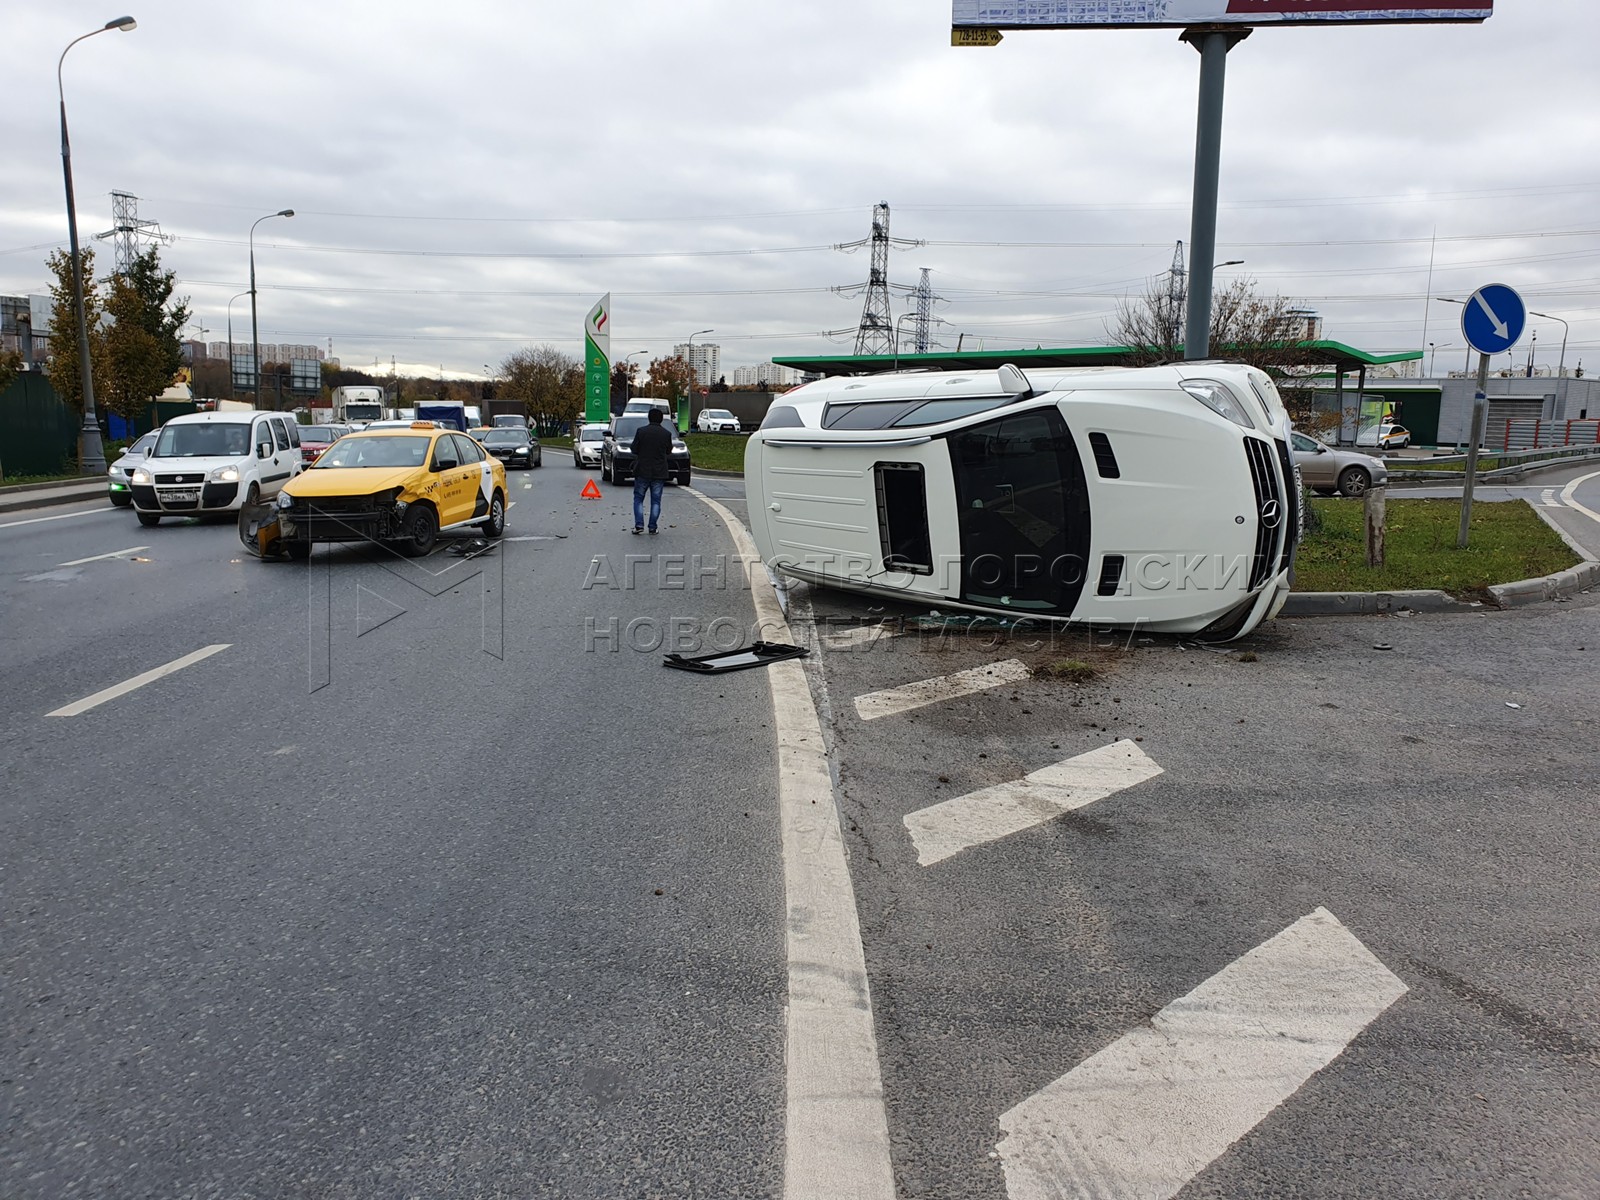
{"left": 1181, "top": 26, "right": 1249, "bottom": 361}
{"left": 583, "top": 293, "right": 612, "bottom": 424}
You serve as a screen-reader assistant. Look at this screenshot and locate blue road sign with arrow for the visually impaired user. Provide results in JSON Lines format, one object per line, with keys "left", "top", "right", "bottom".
{"left": 1461, "top": 283, "right": 1526, "bottom": 356}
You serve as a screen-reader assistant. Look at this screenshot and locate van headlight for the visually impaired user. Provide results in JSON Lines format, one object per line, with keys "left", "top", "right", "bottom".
{"left": 209, "top": 465, "right": 240, "bottom": 483}
{"left": 131, "top": 468, "right": 151, "bottom": 485}
{"left": 1181, "top": 379, "right": 1255, "bottom": 429}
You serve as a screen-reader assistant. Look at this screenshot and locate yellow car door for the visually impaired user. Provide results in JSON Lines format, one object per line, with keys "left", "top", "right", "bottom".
{"left": 428, "top": 433, "right": 468, "bottom": 526}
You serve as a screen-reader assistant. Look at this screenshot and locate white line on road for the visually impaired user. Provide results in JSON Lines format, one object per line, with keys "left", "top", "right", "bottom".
{"left": 854, "top": 658, "right": 1031, "bottom": 721}
{"left": 997, "top": 907, "right": 1407, "bottom": 1200}
{"left": 689, "top": 487, "right": 895, "bottom": 1200}
{"left": 1560, "top": 470, "right": 1600, "bottom": 528}
{"left": 57, "top": 545, "right": 148, "bottom": 567}
{"left": 0, "top": 506, "right": 117, "bottom": 530}
{"left": 905, "top": 739, "right": 1162, "bottom": 866}
{"left": 46, "top": 644, "right": 231, "bottom": 718}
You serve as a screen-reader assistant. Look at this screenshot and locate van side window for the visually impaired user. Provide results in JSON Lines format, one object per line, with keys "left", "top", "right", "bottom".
{"left": 874, "top": 463, "right": 933, "bottom": 576}
{"left": 269, "top": 418, "right": 291, "bottom": 451}
{"left": 254, "top": 421, "right": 274, "bottom": 454}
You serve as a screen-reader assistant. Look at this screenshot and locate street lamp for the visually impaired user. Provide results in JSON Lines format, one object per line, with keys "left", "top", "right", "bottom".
{"left": 250, "top": 208, "right": 294, "bottom": 408}
{"left": 1215, "top": 259, "right": 1244, "bottom": 268}
{"left": 893, "top": 311, "right": 921, "bottom": 369}
{"left": 623, "top": 349, "right": 648, "bottom": 401}
{"left": 226, "top": 290, "right": 250, "bottom": 399}
{"left": 1428, "top": 342, "right": 1453, "bottom": 376}
{"left": 685, "top": 329, "right": 713, "bottom": 422}
{"left": 58, "top": 15, "right": 137, "bottom": 474}
{"left": 1530, "top": 310, "right": 1569, "bottom": 381}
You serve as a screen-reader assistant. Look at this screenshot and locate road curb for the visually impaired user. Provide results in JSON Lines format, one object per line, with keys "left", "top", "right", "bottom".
{"left": 1281, "top": 590, "right": 1469, "bottom": 616}
{"left": 1488, "top": 560, "right": 1600, "bottom": 607}
{"left": 0, "top": 481, "right": 107, "bottom": 514}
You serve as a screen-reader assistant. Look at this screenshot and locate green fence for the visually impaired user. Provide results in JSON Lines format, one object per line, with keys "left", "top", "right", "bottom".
{"left": 0, "top": 372, "right": 77, "bottom": 479}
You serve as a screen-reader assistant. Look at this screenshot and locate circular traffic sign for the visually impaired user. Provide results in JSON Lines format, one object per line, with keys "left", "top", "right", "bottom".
{"left": 1461, "top": 283, "right": 1526, "bottom": 356}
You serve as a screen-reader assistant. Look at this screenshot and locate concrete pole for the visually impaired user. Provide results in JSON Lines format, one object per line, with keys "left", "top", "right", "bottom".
{"left": 1182, "top": 29, "right": 1246, "bottom": 361}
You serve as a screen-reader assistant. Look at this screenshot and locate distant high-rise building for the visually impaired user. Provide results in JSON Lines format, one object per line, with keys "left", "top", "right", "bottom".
{"left": 731, "top": 365, "right": 759, "bottom": 387}
{"left": 673, "top": 341, "right": 720, "bottom": 388}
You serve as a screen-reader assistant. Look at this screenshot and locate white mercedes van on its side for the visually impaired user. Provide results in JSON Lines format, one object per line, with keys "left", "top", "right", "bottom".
{"left": 129, "top": 410, "right": 303, "bottom": 526}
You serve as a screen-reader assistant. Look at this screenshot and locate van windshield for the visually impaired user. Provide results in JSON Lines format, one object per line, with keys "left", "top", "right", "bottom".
{"left": 154, "top": 422, "right": 251, "bottom": 458}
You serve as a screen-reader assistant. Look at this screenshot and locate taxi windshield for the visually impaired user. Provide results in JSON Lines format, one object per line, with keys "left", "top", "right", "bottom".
{"left": 313, "top": 435, "right": 430, "bottom": 469}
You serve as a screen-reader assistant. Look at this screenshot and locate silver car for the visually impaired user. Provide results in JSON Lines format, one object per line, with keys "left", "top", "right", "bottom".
{"left": 1291, "top": 431, "right": 1388, "bottom": 497}
{"left": 107, "top": 431, "right": 157, "bottom": 507}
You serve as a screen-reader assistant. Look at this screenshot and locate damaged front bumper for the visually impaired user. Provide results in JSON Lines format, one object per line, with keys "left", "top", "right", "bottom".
{"left": 239, "top": 494, "right": 408, "bottom": 558}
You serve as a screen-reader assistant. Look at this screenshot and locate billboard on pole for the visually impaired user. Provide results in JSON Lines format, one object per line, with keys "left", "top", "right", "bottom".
{"left": 952, "top": 1, "right": 1491, "bottom": 28}
{"left": 583, "top": 293, "right": 611, "bottom": 424}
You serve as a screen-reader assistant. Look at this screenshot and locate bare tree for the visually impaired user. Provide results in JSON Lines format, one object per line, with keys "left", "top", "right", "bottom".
{"left": 499, "top": 344, "right": 582, "bottom": 432}
{"left": 1107, "top": 274, "right": 1333, "bottom": 435}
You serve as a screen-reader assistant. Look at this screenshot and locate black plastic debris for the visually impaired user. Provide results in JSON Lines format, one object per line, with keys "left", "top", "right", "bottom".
{"left": 663, "top": 641, "right": 809, "bottom": 674}
{"left": 447, "top": 538, "right": 496, "bottom": 557}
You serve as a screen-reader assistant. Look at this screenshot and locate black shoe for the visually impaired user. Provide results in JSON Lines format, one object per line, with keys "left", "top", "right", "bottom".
{"left": 648, "top": 527, "right": 659, "bottom": 535}
{"left": 632, "top": 526, "right": 642, "bottom": 534}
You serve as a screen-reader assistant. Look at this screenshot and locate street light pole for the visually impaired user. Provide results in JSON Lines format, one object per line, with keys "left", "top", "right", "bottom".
{"left": 225, "top": 290, "right": 249, "bottom": 399}
{"left": 1530, "top": 310, "right": 1569, "bottom": 381}
{"left": 249, "top": 208, "right": 294, "bottom": 409}
{"left": 58, "top": 15, "right": 137, "bottom": 475}
{"left": 685, "top": 328, "right": 712, "bottom": 427}
{"left": 623, "top": 349, "right": 648, "bottom": 401}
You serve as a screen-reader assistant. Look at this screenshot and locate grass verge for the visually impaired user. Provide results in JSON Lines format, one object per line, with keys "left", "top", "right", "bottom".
{"left": 682, "top": 432, "right": 749, "bottom": 472}
{"left": 1293, "top": 498, "right": 1579, "bottom": 595}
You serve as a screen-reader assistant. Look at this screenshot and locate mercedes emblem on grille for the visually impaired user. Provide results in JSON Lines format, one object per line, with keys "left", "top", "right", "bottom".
{"left": 1260, "top": 499, "right": 1283, "bottom": 529}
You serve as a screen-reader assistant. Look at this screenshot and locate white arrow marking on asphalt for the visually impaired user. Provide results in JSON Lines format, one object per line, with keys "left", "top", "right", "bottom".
{"left": 46, "top": 644, "right": 231, "bottom": 717}
{"left": 905, "top": 739, "right": 1161, "bottom": 866}
{"left": 854, "top": 658, "right": 1031, "bottom": 721}
{"left": 997, "top": 907, "right": 1407, "bottom": 1200}
{"left": 1473, "top": 290, "right": 1509, "bottom": 340}
{"left": 56, "top": 545, "right": 148, "bottom": 567}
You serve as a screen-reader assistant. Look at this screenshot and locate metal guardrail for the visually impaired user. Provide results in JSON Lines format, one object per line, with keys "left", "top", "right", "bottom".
{"left": 1387, "top": 442, "right": 1600, "bottom": 482}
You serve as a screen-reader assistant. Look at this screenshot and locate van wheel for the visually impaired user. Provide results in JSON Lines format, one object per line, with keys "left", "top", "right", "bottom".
{"left": 246, "top": 482, "right": 261, "bottom": 506}
{"left": 479, "top": 491, "right": 505, "bottom": 538}
{"left": 136, "top": 510, "right": 161, "bottom": 527}
{"left": 398, "top": 505, "right": 438, "bottom": 557}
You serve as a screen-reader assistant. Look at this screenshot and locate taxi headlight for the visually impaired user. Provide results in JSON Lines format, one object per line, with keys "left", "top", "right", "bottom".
{"left": 210, "top": 465, "right": 240, "bottom": 483}
{"left": 131, "top": 468, "right": 151, "bottom": 485}
{"left": 276, "top": 489, "right": 295, "bottom": 509}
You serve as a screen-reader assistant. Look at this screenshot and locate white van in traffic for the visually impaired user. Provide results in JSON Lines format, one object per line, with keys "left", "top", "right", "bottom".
{"left": 744, "top": 362, "right": 1300, "bottom": 641}
{"left": 129, "top": 410, "right": 303, "bottom": 526}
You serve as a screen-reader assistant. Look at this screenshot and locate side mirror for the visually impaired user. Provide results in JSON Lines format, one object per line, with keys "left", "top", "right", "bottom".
{"left": 257, "top": 442, "right": 272, "bottom": 459}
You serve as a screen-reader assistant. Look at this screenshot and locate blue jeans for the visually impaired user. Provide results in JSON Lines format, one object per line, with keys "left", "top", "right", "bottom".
{"left": 632, "top": 477, "right": 665, "bottom": 530}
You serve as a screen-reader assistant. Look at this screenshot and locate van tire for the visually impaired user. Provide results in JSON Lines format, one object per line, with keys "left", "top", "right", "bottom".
{"left": 479, "top": 491, "right": 506, "bottom": 538}
{"left": 398, "top": 505, "right": 438, "bottom": 557}
{"left": 136, "top": 511, "right": 161, "bottom": 527}
{"left": 246, "top": 482, "right": 261, "bottom": 505}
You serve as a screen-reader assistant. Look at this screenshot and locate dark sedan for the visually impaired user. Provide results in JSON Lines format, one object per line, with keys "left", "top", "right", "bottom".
{"left": 601, "top": 414, "right": 691, "bottom": 486}
{"left": 479, "top": 427, "right": 542, "bottom": 469}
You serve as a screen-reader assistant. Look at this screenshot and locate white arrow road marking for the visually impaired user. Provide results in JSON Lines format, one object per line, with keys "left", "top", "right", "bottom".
{"left": 854, "top": 658, "right": 1031, "bottom": 721}
{"left": 1541, "top": 488, "right": 1560, "bottom": 508}
{"left": 47, "top": 644, "right": 231, "bottom": 718}
{"left": 905, "top": 740, "right": 1161, "bottom": 866}
{"left": 997, "top": 907, "right": 1407, "bottom": 1200}
{"left": 57, "top": 544, "right": 148, "bottom": 567}
{"left": 1473, "top": 290, "right": 1509, "bottom": 339}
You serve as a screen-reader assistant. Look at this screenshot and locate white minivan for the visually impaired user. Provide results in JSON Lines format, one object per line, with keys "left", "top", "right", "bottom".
{"left": 130, "top": 410, "right": 303, "bottom": 526}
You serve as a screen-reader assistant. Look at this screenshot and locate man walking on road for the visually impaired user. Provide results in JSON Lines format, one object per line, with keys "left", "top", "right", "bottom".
{"left": 631, "top": 407, "right": 673, "bottom": 535}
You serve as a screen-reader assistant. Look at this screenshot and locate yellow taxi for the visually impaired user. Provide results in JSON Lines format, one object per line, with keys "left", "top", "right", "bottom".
{"left": 270, "top": 423, "right": 507, "bottom": 558}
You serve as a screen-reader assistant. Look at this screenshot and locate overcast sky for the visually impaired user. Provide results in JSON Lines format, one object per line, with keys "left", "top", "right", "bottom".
{"left": 4, "top": 2, "right": 1596, "bottom": 381}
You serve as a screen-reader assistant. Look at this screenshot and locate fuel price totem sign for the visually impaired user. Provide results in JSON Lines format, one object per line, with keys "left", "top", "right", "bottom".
{"left": 584, "top": 294, "right": 612, "bottom": 424}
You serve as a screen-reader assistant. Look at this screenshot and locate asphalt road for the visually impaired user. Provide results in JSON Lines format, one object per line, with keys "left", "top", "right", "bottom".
{"left": 2, "top": 472, "right": 785, "bottom": 1200}
{"left": 3, "top": 471, "right": 1596, "bottom": 1199}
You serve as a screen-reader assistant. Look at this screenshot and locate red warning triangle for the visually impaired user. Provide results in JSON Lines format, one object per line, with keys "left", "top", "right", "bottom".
{"left": 580, "top": 478, "right": 603, "bottom": 499}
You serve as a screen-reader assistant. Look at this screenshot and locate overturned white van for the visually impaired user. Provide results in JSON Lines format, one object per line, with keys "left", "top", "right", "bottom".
{"left": 744, "top": 362, "right": 1301, "bottom": 641}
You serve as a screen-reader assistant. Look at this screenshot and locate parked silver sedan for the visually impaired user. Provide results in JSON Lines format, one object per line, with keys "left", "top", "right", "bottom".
{"left": 1291, "top": 431, "right": 1388, "bottom": 497}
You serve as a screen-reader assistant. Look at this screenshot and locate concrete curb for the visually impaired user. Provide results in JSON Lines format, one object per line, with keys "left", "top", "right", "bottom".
{"left": 1488, "top": 560, "right": 1600, "bottom": 607}
{"left": 0, "top": 480, "right": 107, "bottom": 514}
{"left": 1281, "top": 590, "right": 1470, "bottom": 616}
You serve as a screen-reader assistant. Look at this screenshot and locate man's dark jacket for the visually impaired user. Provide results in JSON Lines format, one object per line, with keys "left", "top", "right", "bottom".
{"left": 630, "top": 421, "right": 674, "bottom": 481}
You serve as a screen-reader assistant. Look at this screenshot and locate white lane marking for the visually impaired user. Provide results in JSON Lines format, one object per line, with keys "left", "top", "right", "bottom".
{"left": 0, "top": 506, "right": 118, "bottom": 530}
{"left": 1541, "top": 488, "right": 1560, "bottom": 508}
{"left": 821, "top": 620, "right": 897, "bottom": 650}
{"left": 46, "top": 643, "right": 231, "bottom": 718}
{"left": 688, "top": 487, "right": 895, "bottom": 1200}
{"left": 507, "top": 500, "right": 516, "bottom": 509}
{"left": 854, "top": 658, "right": 1031, "bottom": 722}
{"left": 57, "top": 545, "right": 148, "bottom": 567}
{"left": 905, "top": 740, "right": 1162, "bottom": 867}
{"left": 1560, "top": 469, "right": 1600, "bottom": 528}
{"left": 997, "top": 907, "right": 1407, "bottom": 1200}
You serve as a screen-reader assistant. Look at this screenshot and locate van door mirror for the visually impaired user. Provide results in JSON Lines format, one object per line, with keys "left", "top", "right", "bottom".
{"left": 257, "top": 441, "right": 273, "bottom": 459}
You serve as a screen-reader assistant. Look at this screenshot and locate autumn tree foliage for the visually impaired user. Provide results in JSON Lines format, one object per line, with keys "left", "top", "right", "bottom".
{"left": 44, "top": 247, "right": 110, "bottom": 418}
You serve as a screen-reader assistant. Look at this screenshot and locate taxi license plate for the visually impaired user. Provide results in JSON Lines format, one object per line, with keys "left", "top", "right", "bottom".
{"left": 163, "top": 490, "right": 198, "bottom": 504}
